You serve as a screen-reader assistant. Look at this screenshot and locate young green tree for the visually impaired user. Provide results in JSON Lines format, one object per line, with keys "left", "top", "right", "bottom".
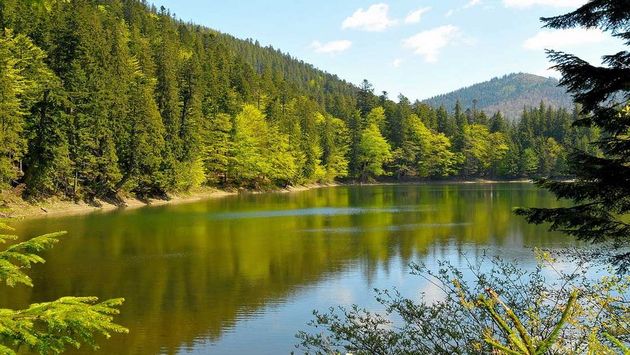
{"left": 357, "top": 108, "right": 392, "bottom": 182}
{"left": 0, "top": 223, "right": 127, "bottom": 354}
{"left": 461, "top": 124, "right": 508, "bottom": 177}
{"left": 229, "top": 104, "right": 296, "bottom": 187}
{"left": 229, "top": 104, "right": 268, "bottom": 186}
{"left": 267, "top": 123, "right": 299, "bottom": 186}
{"left": 515, "top": 0, "right": 630, "bottom": 270}
{"left": 320, "top": 114, "right": 350, "bottom": 182}
{"left": 394, "top": 114, "right": 457, "bottom": 179}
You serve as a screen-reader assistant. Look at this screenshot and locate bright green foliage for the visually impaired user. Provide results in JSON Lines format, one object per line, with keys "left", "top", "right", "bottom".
{"left": 175, "top": 158, "right": 206, "bottom": 191}
{"left": 230, "top": 105, "right": 296, "bottom": 187}
{"left": 267, "top": 125, "right": 299, "bottom": 186}
{"left": 357, "top": 114, "right": 392, "bottom": 182}
{"left": 394, "top": 114, "right": 458, "bottom": 179}
{"left": 0, "top": 224, "right": 127, "bottom": 354}
{"left": 321, "top": 114, "right": 350, "bottom": 182}
{"left": 230, "top": 105, "right": 269, "bottom": 185}
{"left": 461, "top": 124, "right": 509, "bottom": 177}
{"left": 537, "top": 137, "right": 565, "bottom": 177}
{"left": 520, "top": 148, "right": 539, "bottom": 177}
{"left": 424, "top": 132, "right": 459, "bottom": 178}
{"left": 0, "top": 31, "right": 27, "bottom": 186}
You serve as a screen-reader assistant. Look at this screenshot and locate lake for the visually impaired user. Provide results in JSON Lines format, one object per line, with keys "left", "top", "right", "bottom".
{"left": 3, "top": 183, "right": 572, "bottom": 354}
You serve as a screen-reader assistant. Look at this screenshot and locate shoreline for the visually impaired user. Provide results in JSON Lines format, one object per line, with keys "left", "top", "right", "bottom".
{"left": 0, "top": 179, "right": 531, "bottom": 221}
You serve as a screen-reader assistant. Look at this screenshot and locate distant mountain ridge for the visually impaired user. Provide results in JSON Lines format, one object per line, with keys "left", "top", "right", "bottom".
{"left": 422, "top": 73, "right": 574, "bottom": 120}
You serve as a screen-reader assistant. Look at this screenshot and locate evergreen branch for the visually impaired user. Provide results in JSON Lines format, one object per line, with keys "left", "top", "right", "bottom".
{"left": 0, "top": 297, "right": 128, "bottom": 354}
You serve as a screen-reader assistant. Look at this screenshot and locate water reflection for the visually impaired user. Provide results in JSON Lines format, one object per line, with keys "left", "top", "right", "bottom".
{"left": 2, "top": 184, "right": 571, "bottom": 354}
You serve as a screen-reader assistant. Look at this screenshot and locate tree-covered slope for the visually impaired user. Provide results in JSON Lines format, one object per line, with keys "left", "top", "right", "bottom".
{"left": 0, "top": 0, "right": 593, "bottom": 202}
{"left": 423, "top": 73, "right": 574, "bottom": 120}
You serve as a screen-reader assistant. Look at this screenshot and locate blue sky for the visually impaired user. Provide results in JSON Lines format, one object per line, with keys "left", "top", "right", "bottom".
{"left": 150, "top": 0, "right": 624, "bottom": 101}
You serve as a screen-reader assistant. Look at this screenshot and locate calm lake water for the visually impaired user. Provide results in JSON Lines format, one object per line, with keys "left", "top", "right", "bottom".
{"left": 4, "top": 183, "right": 573, "bottom": 354}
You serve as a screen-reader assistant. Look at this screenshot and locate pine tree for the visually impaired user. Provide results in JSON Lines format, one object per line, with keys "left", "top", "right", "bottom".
{"left": 357, "top": 79, "right": 376, "bottom": 117}
{"left": 0, "top": 31, "right": 28, "bottom": 186}
{"left": 516, "top": 1, "right": 630, "bottom": 270}
{"left": 436, "top": 105, "right": 455, "bottom": 137}
{"left": 201, "top": 113, "right": 232, "bottom": 185}
{"left": 489, "top": 111, "right": 508, "bottom": 133}
{"left": 119, "top": 62, "right": 167, "bottom": 197}
{"left": 452, "top": 100, "right": 467, "bottom": 151}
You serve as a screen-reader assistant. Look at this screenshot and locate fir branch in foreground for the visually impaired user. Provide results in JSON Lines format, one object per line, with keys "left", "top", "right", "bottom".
{"left": 0, "top": 224, "right": 127, "bottom": 354}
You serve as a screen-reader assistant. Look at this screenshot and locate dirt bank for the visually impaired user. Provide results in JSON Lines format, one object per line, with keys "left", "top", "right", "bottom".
{"left": 0, "top": 180, "right": 529, "bottom": 221}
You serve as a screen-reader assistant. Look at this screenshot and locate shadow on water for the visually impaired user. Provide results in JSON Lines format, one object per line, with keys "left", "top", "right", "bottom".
{"left": 1, "top": 183, "right": 573, "bottom": 354}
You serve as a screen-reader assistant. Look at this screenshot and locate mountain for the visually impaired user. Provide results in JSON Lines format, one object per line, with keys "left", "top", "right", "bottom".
{"left": 422, "top": 73, "right": 574, "bottom": 120}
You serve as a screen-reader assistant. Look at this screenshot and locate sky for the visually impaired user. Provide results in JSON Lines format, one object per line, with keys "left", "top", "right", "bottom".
{"left": 149, "top": 0, "right": 625, "bottom": 101}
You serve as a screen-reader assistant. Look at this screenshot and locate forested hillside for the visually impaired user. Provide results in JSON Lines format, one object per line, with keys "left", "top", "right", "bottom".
{"left": 0, "top": 0, "right": 595, "bottom": 202}
{"left": 423, "top": 73, "right": 574, "bottom": 120}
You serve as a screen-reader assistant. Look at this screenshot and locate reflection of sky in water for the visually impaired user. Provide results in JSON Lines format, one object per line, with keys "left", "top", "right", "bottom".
{"left": 181, "top": 244, "right": 545, "bottom": 354}
{"left": 301, "top": 222, "right": 471, "bottom": 234}
{"left": 207, "top": 206, "right": 436, "bottom": 220}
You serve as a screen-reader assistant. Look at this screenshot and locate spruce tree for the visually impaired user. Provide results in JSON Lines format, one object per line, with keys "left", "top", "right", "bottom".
{"left": 201, "top": 113, "right": 232, "bottom": 185}
{"left": 0, "top": 31, "right": 27, "bottom": 186}
{"left": 516, "top": 1, "right": 630, "bottom": 270}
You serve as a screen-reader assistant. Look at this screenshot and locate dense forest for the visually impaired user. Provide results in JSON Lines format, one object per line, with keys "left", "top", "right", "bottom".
{"left": 0, "top": 0, "right": 597, "bottom": 202}
{"left": 423, "top": 73, "right": 574, "bottom": 120}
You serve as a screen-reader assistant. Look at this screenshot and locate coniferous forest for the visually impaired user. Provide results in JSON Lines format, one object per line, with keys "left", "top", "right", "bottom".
{"left": 0, "top": 0, "right": 597, "bottom": 203}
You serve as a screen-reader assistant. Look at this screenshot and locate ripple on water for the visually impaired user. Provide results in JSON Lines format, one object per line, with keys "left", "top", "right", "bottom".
{"left": 300, "top": 222, "right": 471, "bottom": 234}
{"left": 207, "top": 206, "right": 436, "bottom": 220}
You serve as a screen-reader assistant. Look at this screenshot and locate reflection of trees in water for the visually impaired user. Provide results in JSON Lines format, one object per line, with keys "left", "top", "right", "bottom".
{"left": 1, "top": 184, "right": 568, "bottom": 354}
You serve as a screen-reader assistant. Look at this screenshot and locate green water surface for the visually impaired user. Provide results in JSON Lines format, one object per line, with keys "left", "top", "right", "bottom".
{"left": 3, "top": 183, "right": 571, "bottom": 354}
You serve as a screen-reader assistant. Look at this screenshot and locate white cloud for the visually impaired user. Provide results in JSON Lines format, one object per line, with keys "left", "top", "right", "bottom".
{"left": 403, "top": 25, "right": 461, "bottom": 63}
{"left": 504, "top": 0, "right": 587, "bottom": 8}
{"left": 445, "top": 0, "right": 481, "bottom": 18}
{"left": 464, "top": 0, "right": 482, "bottom": 8}
{"left": 404, "top": 7, "right": 431, "bottom": 24}
{"left": 535, "top": 67, "right": 561, "bottom": 78}
{"left": 392, "top": 58, "right": 404, "bottom": 68}
{"left": 342, "top": 3, "right": 397, "bottom": 32}
{"left": 523, "top": 28, "right": 606, "bottom": 50}
{"left": 310, "top": 40, "right": 352, "bottom": 54}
